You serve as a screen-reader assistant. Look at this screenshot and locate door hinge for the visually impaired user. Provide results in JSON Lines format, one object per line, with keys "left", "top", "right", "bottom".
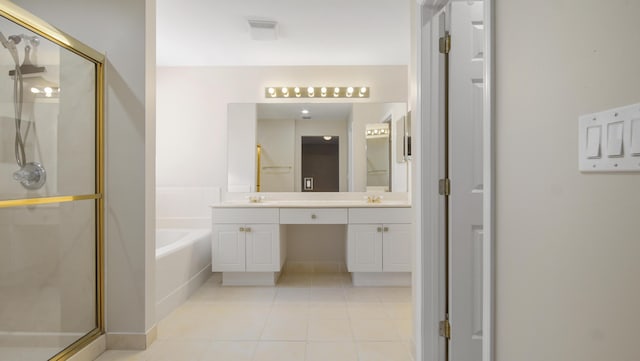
{"left": 439, "top": 178, "right": 451, "bottom": 196}
{"left": 439, "top": 319, "right": 451, "bottom": 339}
{"left": 439, "top": 33, "right": 451, "bottom": 54}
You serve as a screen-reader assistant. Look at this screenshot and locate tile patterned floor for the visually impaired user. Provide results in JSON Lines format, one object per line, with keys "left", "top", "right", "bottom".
{"left": 95, "top": 272, "right": 414, "bottom": 361}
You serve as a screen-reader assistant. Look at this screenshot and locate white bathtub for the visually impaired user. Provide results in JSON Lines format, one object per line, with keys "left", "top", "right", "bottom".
{"left": 155, "top": 228, "right": 212, "bottom": 321}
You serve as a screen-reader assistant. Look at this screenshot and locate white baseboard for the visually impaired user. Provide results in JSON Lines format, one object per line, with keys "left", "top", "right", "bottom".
{"left": 222, "top": 272, "right": 281, "bottom": 286}
{"left": 106, "top": 324, "right": 156, "bottom": 351}
{"left": 284, "top": 261, "right": 347, "bottom": 273}
{"left": 351, "top": 272, "right": 412, "bottom": 286}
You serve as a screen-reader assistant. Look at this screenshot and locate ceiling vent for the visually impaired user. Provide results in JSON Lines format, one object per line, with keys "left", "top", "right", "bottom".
{"left": 247, "top": 19, "right": 278, "bottom": 41}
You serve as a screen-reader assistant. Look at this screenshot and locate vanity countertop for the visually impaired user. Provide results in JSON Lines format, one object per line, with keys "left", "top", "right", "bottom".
{"left": 211, "top": 200, "right": 411, "bottom": 208}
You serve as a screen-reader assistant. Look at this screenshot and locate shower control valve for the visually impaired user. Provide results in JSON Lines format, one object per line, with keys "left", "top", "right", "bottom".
{"left": 13, "top": 162, "right": 46, "bottom": 190}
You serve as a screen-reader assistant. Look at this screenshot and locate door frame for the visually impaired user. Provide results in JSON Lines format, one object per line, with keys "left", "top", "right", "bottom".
{"left": 413, "top": 0, "right": 494, "bottom": 360}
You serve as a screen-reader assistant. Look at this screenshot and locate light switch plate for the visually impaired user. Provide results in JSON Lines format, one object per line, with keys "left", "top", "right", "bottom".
{"left": 579, "top": 102, "right": 640, "bottom": 172}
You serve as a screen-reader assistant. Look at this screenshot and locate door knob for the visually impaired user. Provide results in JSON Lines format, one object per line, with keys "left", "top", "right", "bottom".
{"left": 239, "top": 227, "right": 245, "bottom": 232}
{"left": 311, "top": 214, "right": 317, "bottom": 219}
{"left": 377, "top": 227, "right": 382, "bottom": 232}
{"left": 383, "top": 227, "right": 389, "bottom": 232}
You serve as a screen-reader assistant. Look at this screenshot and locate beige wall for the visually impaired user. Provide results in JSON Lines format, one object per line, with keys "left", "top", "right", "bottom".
{"left": 496, "top": 1, "right": 640, "bottom": 360}
{"left": 156, "top": 66, "right": 408, "bottom": 189}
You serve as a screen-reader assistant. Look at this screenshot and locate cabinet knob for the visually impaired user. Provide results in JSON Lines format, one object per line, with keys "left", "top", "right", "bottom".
{"left": 239, "top": 227, "right": 245, "bottom": 232}
{"left": 377, "top": 227, "right": 382, "bottom": 232}
{"left": 245, "top": 227, "right": 251, "bottom": 232}
{"left": 311, "top": 214, "right": 317, "bottom": 219}
{"left": 383, "top": 227, "right": 389, "bottom": 232}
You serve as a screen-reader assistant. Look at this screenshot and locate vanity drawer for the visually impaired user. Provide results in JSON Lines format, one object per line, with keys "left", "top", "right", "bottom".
{"left": 212, "top": 208, "right": 279, "bottom": 224}
{"left": 280, "top": 208, "right": 348, "bottom": 224}
{"left": 348, "top": 207, "right": 412, "bottom": 224}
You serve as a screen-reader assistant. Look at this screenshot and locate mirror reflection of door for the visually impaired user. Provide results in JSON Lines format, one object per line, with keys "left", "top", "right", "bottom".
{"left": 301, "top": 136, "right": 339, "bottom": 192}
{"left": 365, "top": 123, "right": 391, "bottom": 192}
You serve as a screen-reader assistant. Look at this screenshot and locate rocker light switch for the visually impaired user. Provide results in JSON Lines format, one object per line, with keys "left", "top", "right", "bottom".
{"left": 585, "top": 126, "right": 601, "bottom": 159}
{"left": 631, "top": 119, "right": 640, "bottom": 156}
{"left": 303, "top": 177, "right": 313, "bottom": 191}
{"left": 607, "top": 121, "right": 624, "bottom": 157}
{"left": 579, "top": 102, "right": 640, "bottom": 172}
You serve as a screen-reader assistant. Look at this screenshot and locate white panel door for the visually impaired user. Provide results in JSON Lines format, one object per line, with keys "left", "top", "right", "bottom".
{"left": 382, "top": 223, "right": 412, "bottom": 272}
{"left": 245, "top": 224, "right": 280, "bottom": 272}
{"left": 449, "top": 1, "right": 484, "bottom": 361}
{"left": 347, "top": 224, "right": 383, "bottom": 272}
{"left": 212, "top": 224, "right": 245, "bottom": 272}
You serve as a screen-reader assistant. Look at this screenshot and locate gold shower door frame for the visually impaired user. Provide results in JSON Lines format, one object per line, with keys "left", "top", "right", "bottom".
{"left": 0, "top": 2, "right": 105, "bottom": 360}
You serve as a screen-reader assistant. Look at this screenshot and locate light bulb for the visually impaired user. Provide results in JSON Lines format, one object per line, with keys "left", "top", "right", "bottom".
{"left": 323, "top": 136, "right": 332, "bottom": 141}
{"left": 320, "top": 87, "right": 327, "bottom": 97}
{"left": 301, "top": 109, "right": 310, "bottom": 115}
{"left": 307, "top": 87, "right": 315, "bottom": 97}
{"left": 333, "top": 87, "right": 340, "bottom": 97}
{"left": 30, "top": 87, "right": 40, "bottom": 94}
{"left": 359, "top": 87, "right": 367, "bottom": 97}
{"left": 346, "top": 86, "right": 354, "bottom": 97}
{"left": 294, "top": 87, "right": 301, "bottom": 97}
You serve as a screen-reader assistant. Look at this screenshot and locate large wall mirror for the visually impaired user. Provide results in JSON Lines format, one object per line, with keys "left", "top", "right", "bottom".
{"left": 227, "top": 102, "right": 409, "bottom": 193}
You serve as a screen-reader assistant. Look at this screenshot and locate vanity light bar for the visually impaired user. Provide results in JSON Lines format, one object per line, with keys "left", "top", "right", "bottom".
{"left": 265, "top": 86, "right": 369, "bottom": 98}
{"left": 366, "top": 128, "right": 389, "bottom": 136}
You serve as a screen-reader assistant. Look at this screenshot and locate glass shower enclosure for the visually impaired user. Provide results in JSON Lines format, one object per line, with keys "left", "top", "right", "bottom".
{"left": 0, "top": 3, "right": 104, "bottom": 361}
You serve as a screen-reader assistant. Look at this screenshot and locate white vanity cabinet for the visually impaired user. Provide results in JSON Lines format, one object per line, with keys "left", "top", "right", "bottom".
{"left": 211, "top": 203, "right": 412, "bottom": 286}
{"left": 212, "top": 223, "right": 280, "bottom": 272}
{"left": 211, "top": 208, "right": 284, "bottom": 279}
{"left": 347, "top": 224, "right": 383, "bottom": 272}
{"left": 347, "top": 208, "right": 412, "bottom": 273}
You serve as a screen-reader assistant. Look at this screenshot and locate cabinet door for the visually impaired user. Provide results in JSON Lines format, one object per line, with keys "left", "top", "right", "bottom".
{"left": 347, "top": 225, "right": 383, "bottom": 272}
{"left": 212, "top": 224, "right": 245, "bottom": 272}
{"left": 382, "top": 223, "right": 412, "bottom": 272}
{"left": 245, "top": 224, "right": 280, "bottom": 272}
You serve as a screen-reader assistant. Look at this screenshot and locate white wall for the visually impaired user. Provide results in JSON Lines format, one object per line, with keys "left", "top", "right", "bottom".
{"left": 496, "top": 1, "right": 640, "bottom": 360}
{"left": 227, "top": 103, "right": 256, "bottom": 192}
{"left": 13, "top": 0, "right": 156, "bottom": 345}
{"left": 285, "top": 225, "right": 347, "bottom": 272}
{"left": 156, "top": 66, "right": 408, "bottom": 189}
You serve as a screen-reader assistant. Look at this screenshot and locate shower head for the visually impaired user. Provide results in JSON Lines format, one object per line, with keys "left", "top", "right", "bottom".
{"left": 0, "top": 31, "right": 15, "bottom": 49}
{"left": 7, "top": 35, "right": 21, "bottom": 44}
{"left": 0, "top": 32, "right": 22, "bottom": 73}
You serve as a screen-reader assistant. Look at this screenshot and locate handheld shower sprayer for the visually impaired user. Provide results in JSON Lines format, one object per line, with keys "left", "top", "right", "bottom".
{"left": 0, "top": 30, "right": 46, "bottom": 190}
